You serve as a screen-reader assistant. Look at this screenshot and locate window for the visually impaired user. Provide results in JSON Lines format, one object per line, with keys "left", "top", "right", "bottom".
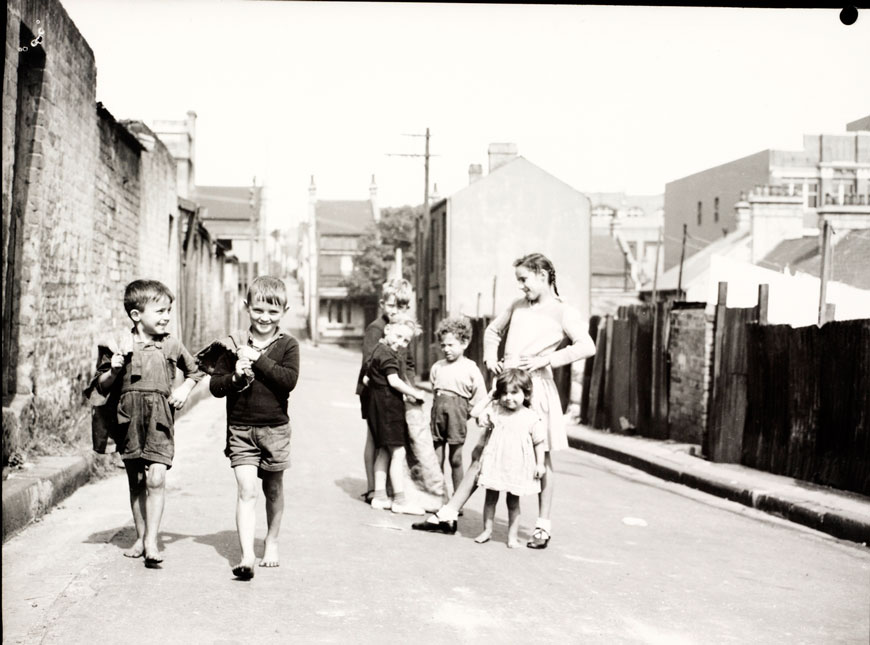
{"left": 697, "top": 201, "right": 703, "bottom": 226}
{"left": 713, "top": 197, "right": 719, "bottom": 223}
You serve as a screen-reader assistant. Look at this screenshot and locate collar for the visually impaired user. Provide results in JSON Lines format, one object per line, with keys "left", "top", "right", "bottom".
{"left": 248, "top": 329, "right": 285, "bottom": 351}
{"left": 130, "top": 329, "right": 169, "bottom": 349}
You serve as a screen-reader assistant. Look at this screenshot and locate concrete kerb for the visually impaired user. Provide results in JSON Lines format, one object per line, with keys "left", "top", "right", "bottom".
{"left": 567, "top": 431, "right": 870, "bottom": 545}
{"left": 1, "top": 381, "right": 213, "bottom": 544}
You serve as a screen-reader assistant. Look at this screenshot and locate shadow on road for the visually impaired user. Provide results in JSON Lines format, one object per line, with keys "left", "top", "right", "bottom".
{"left": 334, "top": 475, "right": 371, "bottom": 503}
{"left": 84, "top": 525, "right": 258, "bottom": 566}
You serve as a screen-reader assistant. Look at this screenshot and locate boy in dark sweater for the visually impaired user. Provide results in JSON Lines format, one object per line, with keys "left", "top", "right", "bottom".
{"left": 208, "top": 276, "right": 300, "bottom": 580}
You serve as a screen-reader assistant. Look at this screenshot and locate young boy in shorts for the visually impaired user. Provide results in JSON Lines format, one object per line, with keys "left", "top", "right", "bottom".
{"left": 429, "top": 316, "right": 487, "bottom": 497}
{"left": 208, "top": 276, "right": 300, "bottom": 580}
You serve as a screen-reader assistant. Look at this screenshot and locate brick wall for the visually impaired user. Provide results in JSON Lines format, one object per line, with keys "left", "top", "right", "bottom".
{"left": 2, "top": 0, "right": 237, "bottom": 464}
{"left": 667, "top": 304, "right": 713, "bottom": 445}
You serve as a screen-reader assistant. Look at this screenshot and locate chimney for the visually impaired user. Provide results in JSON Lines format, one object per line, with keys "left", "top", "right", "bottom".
{"left": 488, "top": 142, "right": 518, "bottom": 173}
{"left": 468, "top": 164, "right": 483, "bottom": 185}
{"left": 748, "top": 185, "right": 806, "bottom": 263}
{"left": 430, "top": 182, "right": 440, "bottom": 203}
{"left": 734, "top": 192, "right": 750, "bottom": 232}
{"left": 369, "top": 174, "right": 380, "bottom": 223}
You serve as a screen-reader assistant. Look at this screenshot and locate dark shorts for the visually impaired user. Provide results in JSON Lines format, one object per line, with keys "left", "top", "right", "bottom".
{"left": 430, "top": 392, "right": 470, "bottom": 445}
{"left": 368, "top": 385, "right": 407, "bottom": 448}
{"left": 225, "top": 422, "right": 292, "bottom": 471}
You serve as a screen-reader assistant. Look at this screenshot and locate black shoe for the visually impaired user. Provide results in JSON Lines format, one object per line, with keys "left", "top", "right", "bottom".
{"left": 411, "top": 516, "right": 457, "bottom": 534}
{"left": 526, "top": 528, "right": 550, "bottom": 550}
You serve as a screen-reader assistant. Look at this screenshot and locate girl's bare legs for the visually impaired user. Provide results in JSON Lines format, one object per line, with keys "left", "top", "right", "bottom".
{"left": 143, "top": 463, "right": 167, "bottom": 562}
{"left": 388, "top": 445, "right": 405, "bottom": 497}
{"left": 538, "top": 452, "right": 554, "bottom": 520}
{"left": 506, "top": 493, "right": 522, "bottom": 548}
{"left": 123, "top": 462, "right": 146, "bottom": 558}
{"left": 260, "top": 470, "right": 284, "bottom": 567}
{"left": 441, "top": 459, "right": 481, "bottom": 516}
{"left": 448, "top": 444, "right": 464, "bottom": 494}
{"left": 363, "top": 426, "right": 376, "bottom": 494}
{"left": 233, "top": 465, "right": 259, "bottom": 572}
{"left": 474, "top": 489, "right": 499, "bottom": 543}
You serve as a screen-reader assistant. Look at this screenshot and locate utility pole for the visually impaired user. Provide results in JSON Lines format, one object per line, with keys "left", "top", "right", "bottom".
{"left": 818, "top": 219, "right": 832, "bottom": 325}
{"left": 676, "top": 223, "right": 687, "bottom": 300}
{"left": 386, "top": 129, "right": 436, "bottom": 368}
{"left": 248, "top": 176, "right": 257, "bottom": 293}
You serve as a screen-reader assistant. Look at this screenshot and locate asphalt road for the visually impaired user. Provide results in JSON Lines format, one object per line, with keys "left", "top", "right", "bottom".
{"left": 3, "top": 341, "right": 869, "bottom": 644}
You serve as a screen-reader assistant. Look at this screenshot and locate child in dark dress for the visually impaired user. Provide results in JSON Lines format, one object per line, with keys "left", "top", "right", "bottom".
{"left": 367, "top": 313, "right": 427, "bottom": 515}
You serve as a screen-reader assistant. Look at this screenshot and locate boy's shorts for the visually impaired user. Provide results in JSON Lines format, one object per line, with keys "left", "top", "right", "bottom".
{"left": 430, "top": 392, "right": 470, "bottom": 445}
{"left": 225, "top": 422, "right": 292, "bottom": 472}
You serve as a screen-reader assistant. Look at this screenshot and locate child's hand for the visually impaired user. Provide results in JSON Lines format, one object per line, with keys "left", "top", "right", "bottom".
{"left": 484, "top": 358, "right": 504, "bottom": 375}
{"left": 237, "top": 346, "right": 260, "bottom": 362}
{"left": 362, "top": 375, "right": 370, "bottom": 387}
{"left": 110, "top": 353, "right": 125, "bottom": 373}
{"left": 517, "top": 355, "right": 550, "bottom": 372}
{"left": 235, "top": 357, "right": 253, "bottom": 379}
{"left": 534, "top": 464, "right": 546, "bottom": 479}
{"left": 169, "top": 382, "right": 193, "bottom": 409}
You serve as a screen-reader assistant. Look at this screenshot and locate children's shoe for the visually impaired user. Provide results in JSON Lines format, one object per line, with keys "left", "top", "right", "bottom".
{"left": 391, "top": 502, "right": 425, "bottom": 516}
{"left": 370, "top": 497, "right": 392, "bottom": 510}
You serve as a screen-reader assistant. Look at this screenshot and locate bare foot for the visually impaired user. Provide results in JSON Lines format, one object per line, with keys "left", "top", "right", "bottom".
{"left": 474, "top": 531, "right": 492, "bottom": 544}
{"left": 123, "top": 541, "right": 145, "bottom": 558}
{"left": 259, "top": 541, "right": 280, "bottom": 567}
{"left": 143, "top": 547, "right": 164, "bottom": 568}
{"left": 507, "top": 539, "right": 523, "bottom": 549}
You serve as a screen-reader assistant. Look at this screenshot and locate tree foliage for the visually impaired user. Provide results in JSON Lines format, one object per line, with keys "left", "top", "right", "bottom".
{"left": 342, "top": 204, "right": 421, "bottom": 300}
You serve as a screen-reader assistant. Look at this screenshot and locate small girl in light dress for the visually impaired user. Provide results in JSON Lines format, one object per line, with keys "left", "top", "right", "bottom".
{"left": 473, "top": 368, "right": 546, "bottom": 548}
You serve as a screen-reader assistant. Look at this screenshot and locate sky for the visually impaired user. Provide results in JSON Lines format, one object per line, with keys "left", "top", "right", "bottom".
{"left": 60, "top": 1, "right": 870, "bottom": 231}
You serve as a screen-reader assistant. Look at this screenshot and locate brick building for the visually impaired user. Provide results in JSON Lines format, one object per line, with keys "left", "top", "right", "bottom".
{"left": 663, "top": 117, "right": 870, "bottom": 270}
{"left": 2, "top": 0, "right": 237, "bottom": 464}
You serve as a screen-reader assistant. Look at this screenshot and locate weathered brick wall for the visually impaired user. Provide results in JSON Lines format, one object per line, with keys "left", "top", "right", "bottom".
{"left": 2, "top": 0, "right": 236, "bottom": 464}
{"left": 4, "top": 0, "right": 99, "bottom": 412}
{"left": 667, "top": 305, "right": 713, "bottom": 445}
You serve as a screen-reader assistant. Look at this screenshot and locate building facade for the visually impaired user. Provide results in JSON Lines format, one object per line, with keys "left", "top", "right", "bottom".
{"left": 196, "top": 183, "right": 264, "bottom": 294}
{"left": 664, "top": 118, "right": 870, "bottom": 270}
{"left": 300, "top": 176, "right": 378, "bottom": 345}
{"left": 418, "top": 145, "right": 591, "bottom": 373}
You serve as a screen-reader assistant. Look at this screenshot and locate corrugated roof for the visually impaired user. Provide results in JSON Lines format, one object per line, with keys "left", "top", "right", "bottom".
{"left": 197, "top": 186, "right": 262, "bottom": 221}
{"left": 315, "top": 200, "right": 374, "bottom": 235}
{"left": 591, "top": 233, "right": 629, "bottom": 276}
{"left": 641, "top": 229, "right": 751, "bottom": 292}
{"left": 763, "top": 230, "right": 870, "bottom": 290}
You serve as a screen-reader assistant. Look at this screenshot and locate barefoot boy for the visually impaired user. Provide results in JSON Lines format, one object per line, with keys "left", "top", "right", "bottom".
{"left": 84, "top": 279, "right": 204, "bottom": 568}
{"left": 429, "top": 316, "right": 487, "bottom": 498}
{"left": 207, "top": 276, "right": 300, "bottom": 580}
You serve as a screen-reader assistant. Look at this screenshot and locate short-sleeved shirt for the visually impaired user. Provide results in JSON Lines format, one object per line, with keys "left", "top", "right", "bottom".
{"left": 429, "top": 356, "right": 487, "bottom": 406}
{"left": 367, "top": 341, "right": 401, "bottom": 387}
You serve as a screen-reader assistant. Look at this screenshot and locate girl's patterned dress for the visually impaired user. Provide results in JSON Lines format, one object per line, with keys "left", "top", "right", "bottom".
{"left": 477, "top": 403, "right": 545, "bottom": 496}
{"left": 483, "top": 297, "right": 591, "bottom": 452}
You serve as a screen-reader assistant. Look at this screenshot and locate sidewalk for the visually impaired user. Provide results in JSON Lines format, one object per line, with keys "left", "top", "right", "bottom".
{"left": 418, "top": 380, "right": 869, "bottom": 545}
{"left": 564, "top": 421, "right": 870, "bottom": 545}
{"left": 1, "top": 383, "right": 213, "bottom": 543}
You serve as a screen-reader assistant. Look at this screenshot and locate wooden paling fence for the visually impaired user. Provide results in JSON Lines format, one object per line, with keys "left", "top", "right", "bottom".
{"left": 583, "top": 303, "right": 670, "bottom": 439}
{"left": 581, "top": 280, "right": 869, "bottom": 496}
{"left": 742, "top": 318, "right": 870, "bottom": 495}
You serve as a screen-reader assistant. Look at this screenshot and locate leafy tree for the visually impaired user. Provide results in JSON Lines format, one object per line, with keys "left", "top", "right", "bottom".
{"left": 342, "top": 204, "right": 421, "bottom": 300}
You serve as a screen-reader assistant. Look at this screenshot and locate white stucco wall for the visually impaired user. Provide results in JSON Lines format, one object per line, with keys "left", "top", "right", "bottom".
{"left": 446, "top": 158, "right": 591, "bottom": 321}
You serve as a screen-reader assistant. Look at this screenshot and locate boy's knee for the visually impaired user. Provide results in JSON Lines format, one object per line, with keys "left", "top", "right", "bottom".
{"left": 449, "top": 450, "right": 463, "bottom": 469}
{"left": 145, "top": 469, "right": 166, "bottom": 490}
{"left": 262, "top": 476, "right": 284, "bottom": 501}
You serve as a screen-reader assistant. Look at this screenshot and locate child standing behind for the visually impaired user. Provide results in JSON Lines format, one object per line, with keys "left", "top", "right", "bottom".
{"left": 473, "top": 368, "right": 545, "bottom": 548}
{"left": 429, "top": 316, "right": 487, "bottom": 498}
{"left": 356, "top": 279, "right": 413, "bottom": 503}
{"left": 84, "top": 279, "right": 204, "bottom": 568}
{"left": 367, "top": 314, "right": 428, "bottom": 514}
{"left": 207, "top": 276, "right": 299, "bottom": 581}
